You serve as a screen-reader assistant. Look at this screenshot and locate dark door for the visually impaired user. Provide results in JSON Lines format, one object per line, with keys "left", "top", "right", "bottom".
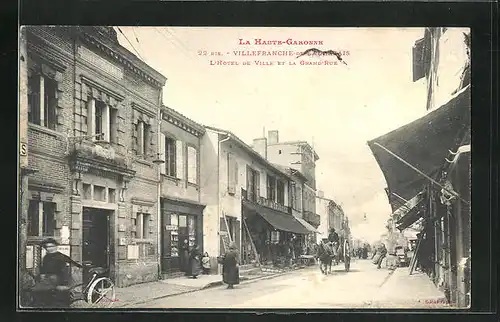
{"left": 178, "top": 215, "right": 189, "bottom": 272}
{"left": 82, "top": 208, "right": 110, "bottom": 272}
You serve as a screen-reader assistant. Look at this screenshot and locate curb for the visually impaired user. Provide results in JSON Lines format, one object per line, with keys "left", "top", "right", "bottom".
{"left": 117, "top": 266, "right": 311, "bottom": 308}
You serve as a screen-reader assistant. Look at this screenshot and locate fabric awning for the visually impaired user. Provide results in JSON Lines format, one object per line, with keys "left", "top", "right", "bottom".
{"left": 243, "top": 201, "right": 311, "bottom": 234}
{"left": 294, "top": 215, "right": 321, "bottom": 234}
{"left": 368, "top": 85, "right": 470, "bottom": 212}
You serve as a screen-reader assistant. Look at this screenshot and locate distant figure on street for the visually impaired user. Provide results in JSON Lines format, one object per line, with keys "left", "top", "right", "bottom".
{"left": 222, "top": 242, "right": 240, "bottom": 289}
{"left": 187, "top": 244, "right": 201, "bottom": 279}
{"left": 373, "top": 243, "right": 388, "bottom": 269}
{"left": 201, "top": 252, "right": 211, "bottom": 274}
{"left": 328, "top": 228, "right": 340, "bottom": 265}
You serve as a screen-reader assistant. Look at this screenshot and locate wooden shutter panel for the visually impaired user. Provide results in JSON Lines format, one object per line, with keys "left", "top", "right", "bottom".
{"left": 149, "top": 126, "right": 155, "bottom": 157}
{"left": 255, "top": 171, "right": 260, "bottom": 199}
{"left": 412, "top": 38, "right": 425, "bottom": 82}
{"left": 228, "top": 153, "right": 236, "bottom": 194}
{"left": 187, "top": 147, "right": 198, "bottom": 184}
{"left": 176, "top": 140, "right": 184, "bottom": 180}
{"left": 159, "top": 133, "right": 166, "bottom": 174}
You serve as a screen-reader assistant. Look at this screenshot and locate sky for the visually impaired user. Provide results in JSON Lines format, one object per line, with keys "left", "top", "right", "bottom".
{"left": 116, "top": 27, "right": 429, "bottom": 243}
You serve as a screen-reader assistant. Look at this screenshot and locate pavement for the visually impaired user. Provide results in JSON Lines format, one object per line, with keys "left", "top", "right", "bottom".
{"left": 120, "top": 259, "right": 450, "bottom": 309}
{"left": 112, "top": 267, "right": 302, "bottom": 308}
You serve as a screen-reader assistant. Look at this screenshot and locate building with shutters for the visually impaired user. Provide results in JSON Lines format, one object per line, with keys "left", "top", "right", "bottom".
{"left": 20, "top": 26, "right": 167, "bottom": 288}
{"left": 157, "top": 105, "right": 206, "bottom": 278}
{"left": 200, "top": 127, "right": 315, "bottom": 272}
{"left": 265, "top": 131, "right": 321, "bottom": 231}
{"left": 368, "top": 27, "right": 471, "bottom": 307}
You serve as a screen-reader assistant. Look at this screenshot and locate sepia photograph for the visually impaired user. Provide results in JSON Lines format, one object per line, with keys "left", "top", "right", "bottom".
{"left": 18, "top": 26, "right": 471, "bottom": 310}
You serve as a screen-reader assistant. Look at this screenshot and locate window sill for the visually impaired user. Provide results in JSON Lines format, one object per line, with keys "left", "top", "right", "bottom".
{"left": 28, "top": 123, "right": 62, "bottom": 138}
{"left": 162, "top": 174, "right": 181, "bottom": 182}
{"left": 187, "top": 182, "right": 199, "bottom": 189}
{"left": 135, "top": 158, "right": 153, "bottom": 167}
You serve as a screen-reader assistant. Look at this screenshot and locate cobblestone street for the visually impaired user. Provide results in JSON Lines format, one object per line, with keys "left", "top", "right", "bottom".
{"left": 128, "top": 259, "right": 448, "bottom": 309}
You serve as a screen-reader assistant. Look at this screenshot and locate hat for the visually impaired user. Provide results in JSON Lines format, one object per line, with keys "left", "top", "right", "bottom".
{"left": 41, "top": 238, "right": 59, "bottom": 248}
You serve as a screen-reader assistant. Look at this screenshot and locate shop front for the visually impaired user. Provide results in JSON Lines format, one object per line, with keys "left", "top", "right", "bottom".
{"left": 160, "top": 198, "right": 205, "bottom": 277}
{"left": 241, "top": 200, "right": 312, "bottom": 267}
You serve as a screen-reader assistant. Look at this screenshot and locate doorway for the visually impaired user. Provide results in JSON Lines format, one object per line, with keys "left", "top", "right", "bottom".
{"left": 82, "top": 207, "right": 111, "bottom": 275}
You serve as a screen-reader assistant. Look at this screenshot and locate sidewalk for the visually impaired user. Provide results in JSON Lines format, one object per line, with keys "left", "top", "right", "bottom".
{"left": 370, "top": 267, "right": 449, "bottom": 308}
{"left": 113, "top": 266, "right": 307, "bottom": 308}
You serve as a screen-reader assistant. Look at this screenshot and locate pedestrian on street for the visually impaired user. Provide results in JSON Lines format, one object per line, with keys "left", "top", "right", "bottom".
{"left": 375, "top": 243, "right": 388, "bottom": 269}
{"left": 31, "top": 238, "right": 83, "bottom": 307}
{"left": 201, "top": 252, "right": 211, "bottom": 274}
{"left": 221, "top": 242, "right": 240, "bottom": 289}
{"left": 187, "top": 244, "right": 201, "bottom": 279}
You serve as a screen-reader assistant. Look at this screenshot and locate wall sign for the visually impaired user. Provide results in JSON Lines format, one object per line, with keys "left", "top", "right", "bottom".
{"left": 26, "top": 245, "right": 34, "bottom": 269}
{"left": 165, "top": 225, "right": 177, "bottom": 231}
{"left": 58, "top": 245, "right": 71, "bottom": 257}
{"left": 20, "top": 142, "right": 27, "bottom": 156}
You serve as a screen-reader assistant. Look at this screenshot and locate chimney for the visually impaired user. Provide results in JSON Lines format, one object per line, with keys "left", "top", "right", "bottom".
{"left": 253, "top": 138, "right": 268, "bottom": 159}
{"left": 268, "top": 130, "right": 279, "bottom": 144}
{"left": 317, "top": 190, "right": 324, "bottom": 198}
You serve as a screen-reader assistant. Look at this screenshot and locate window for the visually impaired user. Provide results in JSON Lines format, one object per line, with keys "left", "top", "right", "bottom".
{"left": 136, "top": 121, "right": 150, "bottom": 156}
{"left": 277, "top": 180, "right": 285, "bottom": 205}
{"left": 162, "top": 136, "right": 177, "bottom": 177}
{"left": 28, "top": 74, "right": 57, "bottom": 130}
{"left": 187, "top": 146, "right": 198, "bottom": 184}
{"left": 28, "top": 200, "right": 56, "bottom": 237}
{"left": 108, "top": 188, "right": 116, "bottom": 203}
{"left": 93, "top": 185, "right": 106, "bottom": 202}
{"left": 130, "top": 218, "right": 137, "bottom": 238}
{"left": 136, "top": 213, "right": 152, "bottom": 239}
{"left": 290, "top": 182, "right": 297, "bottom": 209}
{"left": 87, "top": 99, "right": 116, "bottom": 142}
{"left": 267, "top": 175, "right": 277, "bottom": 202}
{"left": 82, "top": 184, "right": 91, "bottom": 199}
{"left": 246, "top": 167, "right": 260, "bottom": 202}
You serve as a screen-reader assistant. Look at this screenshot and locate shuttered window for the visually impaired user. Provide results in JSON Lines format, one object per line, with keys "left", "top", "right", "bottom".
{"left": 228, "top": 153, "right": 238, "bottom": 194}
{"left": 187, "top": 146, "right": 198, "bottom": 184}
{"left": 165, "top": 136, "right": 176, "bottom": 177}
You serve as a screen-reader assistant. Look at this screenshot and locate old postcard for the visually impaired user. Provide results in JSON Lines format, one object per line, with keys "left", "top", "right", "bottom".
{"left": 18, "top": 26, "right": 471, "bottom": 310}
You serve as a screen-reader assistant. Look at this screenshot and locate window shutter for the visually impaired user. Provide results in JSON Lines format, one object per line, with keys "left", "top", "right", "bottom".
{"left": 412, "top": 38, "right": 425, "bottom": 82}
{"left": 187, "top": 146, "right": 198, "bottom": 184}
{"left": 228, "top": 153, "right": 236, "bottom": 194}
{"left": 87, "top": 99, "right": 95, "bottom": 136}
{"left": 255, "top": 171, "right": 260, "bottom": 199}
{"left": 132, "top": 122, "right": 138, "bottom": 154}
{"left": 159, "top": 133, "right": 166, "bottom": 174}
{"left": 176, "top": 140, "right": 184, "bottom": 180}
{"left": 149, "top": 126, "right": 155, "bottom": 157}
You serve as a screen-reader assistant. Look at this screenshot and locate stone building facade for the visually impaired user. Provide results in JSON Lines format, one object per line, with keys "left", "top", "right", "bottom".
{"left": 22, "top": 26, "right": 166, "bottom": 287}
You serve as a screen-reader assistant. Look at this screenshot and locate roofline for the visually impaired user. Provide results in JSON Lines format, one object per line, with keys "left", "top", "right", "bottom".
{"left": 161, "top": 105, "right": 206, "bottom": 134}
{"left": 205, "top": 126, "right": 294, "bottom": 180}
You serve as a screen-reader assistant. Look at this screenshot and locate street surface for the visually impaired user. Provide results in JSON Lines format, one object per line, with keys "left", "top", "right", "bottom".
{"left": 133, "top": 259, "right": 444, "bottom": 309}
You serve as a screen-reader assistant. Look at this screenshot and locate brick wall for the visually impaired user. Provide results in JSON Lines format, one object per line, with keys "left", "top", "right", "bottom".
{"left": 23, "top": 26, "right": 165, "bottom": 287}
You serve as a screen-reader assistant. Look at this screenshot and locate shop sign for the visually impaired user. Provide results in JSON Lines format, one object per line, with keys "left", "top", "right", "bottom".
{"left": 165, "top": 225, "right": 177, "bottom": 231}
{"left": 58, "top": 245, "right": 71, "bottom": 257}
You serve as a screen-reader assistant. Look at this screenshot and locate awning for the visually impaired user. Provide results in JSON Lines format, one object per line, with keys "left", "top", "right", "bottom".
{"left": 293, "top": 215, "right": 321, "bottom": 234}
{"left": 242, "top": 201, "right": 311, "bottom": 235}
{"left": 368, "top": 85, "right": 470, "bottom": 212}
{"left": 395, "top": 193, "right": 426, "bottom": 231}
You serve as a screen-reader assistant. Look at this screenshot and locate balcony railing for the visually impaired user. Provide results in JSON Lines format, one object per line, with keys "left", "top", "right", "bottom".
{"left": 304, "top": 211, "right": 321, "bottom": 226}
{"left": 241, "top": 188, "right": 291, "bottom": 214}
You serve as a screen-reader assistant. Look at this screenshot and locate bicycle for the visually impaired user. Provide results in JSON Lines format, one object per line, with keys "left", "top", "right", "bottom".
{"left": 27, "top": 265, "right": 116, "bottom": 308}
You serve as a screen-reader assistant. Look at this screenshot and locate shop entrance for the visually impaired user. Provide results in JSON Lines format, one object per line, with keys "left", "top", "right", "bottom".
{"left": 82, "top": 207, "right": 111, "bottom": 276}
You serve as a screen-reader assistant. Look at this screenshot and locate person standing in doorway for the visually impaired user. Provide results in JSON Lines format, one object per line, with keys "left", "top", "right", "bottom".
{"left": 187, "top": 244, "right": 201, "bottom": 279}
{"left": 180, "top": 239, "right": 189, "bottom": 276}
{"left": 222, "top": 242, "right": 240, "bottom": 289}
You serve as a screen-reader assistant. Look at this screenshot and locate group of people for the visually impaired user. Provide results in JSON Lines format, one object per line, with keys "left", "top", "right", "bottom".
{"left": 179, "top": 240, "right": 211, "bottom": 278}
{"left": 316, "top": 228, "right": 341, "bottom": 275}
{"left": 371, "top": 243, "right": 388, "bottom": 269}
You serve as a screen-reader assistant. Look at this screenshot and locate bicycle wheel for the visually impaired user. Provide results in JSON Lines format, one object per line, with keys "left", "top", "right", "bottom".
{"left": 86, "top": 277, "right": 115, "bottom": 307}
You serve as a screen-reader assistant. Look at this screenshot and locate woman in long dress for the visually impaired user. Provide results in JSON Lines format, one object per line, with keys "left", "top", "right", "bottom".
{"left": 222, "top": 242, "right": 239, "bottom": 289}
{"left": 187, "top": 244, "right": 201, "bottom": 279}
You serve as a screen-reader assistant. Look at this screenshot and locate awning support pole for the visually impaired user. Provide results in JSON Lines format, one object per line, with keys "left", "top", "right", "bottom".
{"left": 374, "top": 142, "right": 469, "bottom": 205}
